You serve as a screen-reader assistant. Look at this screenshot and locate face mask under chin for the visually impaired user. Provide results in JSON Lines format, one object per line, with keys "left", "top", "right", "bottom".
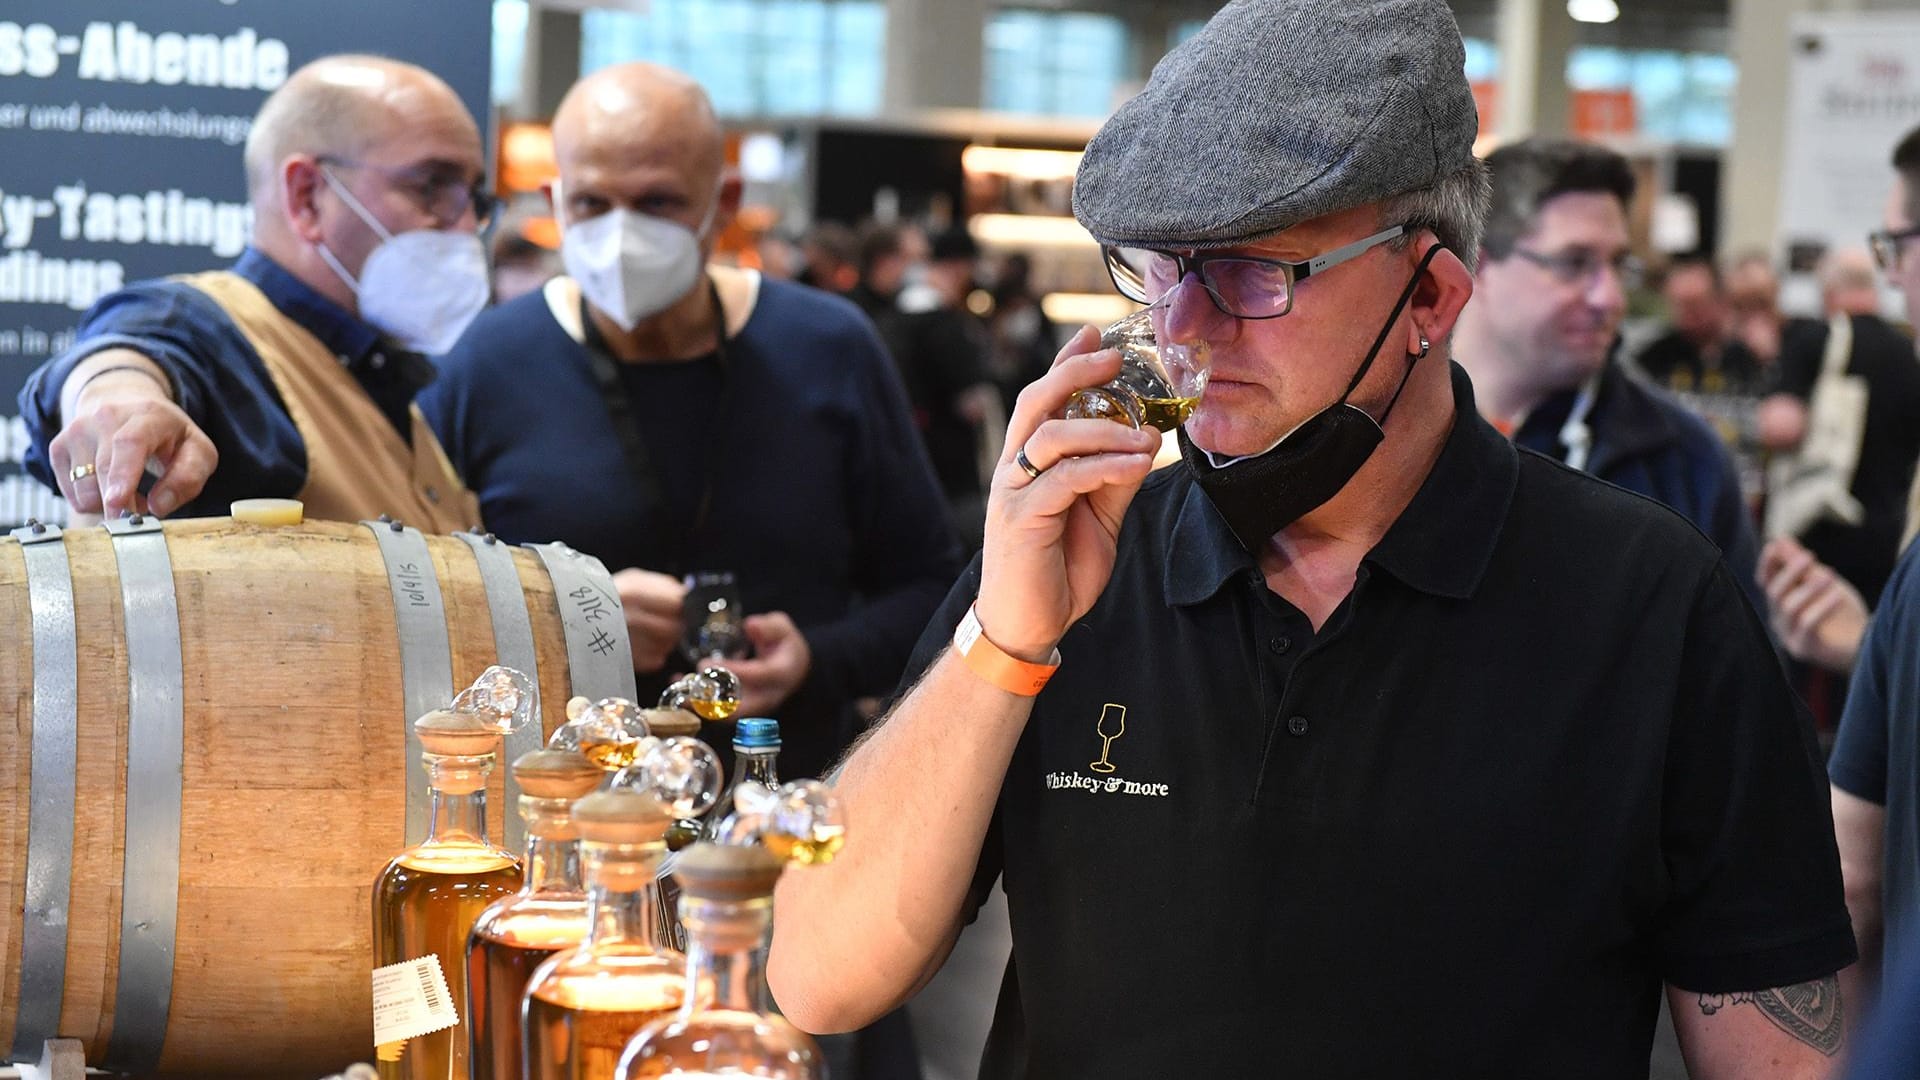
{"left": 1181, "top": 243, "right": 1443, "bottom": 550}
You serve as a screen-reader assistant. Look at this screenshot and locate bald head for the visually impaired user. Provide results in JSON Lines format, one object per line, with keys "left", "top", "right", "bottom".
{"left": 551, "top": 63, "right": 726, "bottom": 206}
{"left": 244, "top": 54, "right": 478, "bottom": 207}
{"left": 1818, "top": 247, "right": 1882, "bottom": 317}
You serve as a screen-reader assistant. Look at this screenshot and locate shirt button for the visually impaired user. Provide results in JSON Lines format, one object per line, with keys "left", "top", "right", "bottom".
{"left": 1269, "top": 636, "right": 1292, "bottom": 656}
{"left": 370, "top": 352, "right": 387, "bottom": 369}
{"left": 1286, "top": 715, "right": 1310, "bottom": 737}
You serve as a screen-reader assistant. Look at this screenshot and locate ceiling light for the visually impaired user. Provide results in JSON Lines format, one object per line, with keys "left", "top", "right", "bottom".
{"left": 1568, "top": 0, "right": 1619, "bottom": 23}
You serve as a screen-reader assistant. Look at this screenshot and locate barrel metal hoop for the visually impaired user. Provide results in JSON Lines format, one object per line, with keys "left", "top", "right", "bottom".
{"left": 101, "top": 514, "right": 183, "bottom": 1074}
{"left": 523, "top": 543, "right": 636, "bottom": 702}
{"left": 8, "top": 523, "right": 75, "bottom": 1065}
{"left": 362, "top": 521, "right": 453, "bottom": 845}
{"left": 455, "top": 531, "right": 543, "bottom": 852}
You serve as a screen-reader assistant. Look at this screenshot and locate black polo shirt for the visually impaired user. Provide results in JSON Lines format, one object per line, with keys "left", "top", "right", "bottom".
{"left": 903, "top": 365, "right": 1853, "bottom": 1079}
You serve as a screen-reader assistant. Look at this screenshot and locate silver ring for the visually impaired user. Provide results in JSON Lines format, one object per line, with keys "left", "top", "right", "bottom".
{"left": 68, "top": 463, "right": 97, "bottom": 483}
{"left": 1015, "top": 446, "right": 1043, "bottom": 480}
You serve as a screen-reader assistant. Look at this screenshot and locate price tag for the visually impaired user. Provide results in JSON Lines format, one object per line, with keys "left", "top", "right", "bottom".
{"left": 371, "top": 956, "right": 458, "bottom": 1047}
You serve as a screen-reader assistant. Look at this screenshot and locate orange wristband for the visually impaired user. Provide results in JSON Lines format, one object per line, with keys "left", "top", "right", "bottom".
{"left": 952, "top": 604, "right": 1060, "bottom": 696}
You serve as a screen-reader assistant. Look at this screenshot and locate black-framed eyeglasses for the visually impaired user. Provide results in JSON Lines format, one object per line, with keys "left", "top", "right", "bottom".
{"left": 1869, "top": 224, "right": 1920, "bottom": 271}
{"left": 1102, "top": 225, "right": 1405, "bottom": 319}
{"left": 1509, "top": 246, "right": 1644, "bottom": 290}
{"left": 317, "top": 155, "right": 500, "bottom": 230}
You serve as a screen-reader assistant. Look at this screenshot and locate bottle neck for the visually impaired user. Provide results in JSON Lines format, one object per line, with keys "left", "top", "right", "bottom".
{"left": 520, "top": 797, "right": 585, "bottom": 896}
{"left": 735, "top": 747, "right": 780, "bottom": 788}
{"left": 582, "top": 840, "right": 666, "bottom": 949}
{"left": 679, "top": 896, "right": 773, "bottom": 1015}
{"left": 423, "top": 753, "right": 493, "bottom": 846}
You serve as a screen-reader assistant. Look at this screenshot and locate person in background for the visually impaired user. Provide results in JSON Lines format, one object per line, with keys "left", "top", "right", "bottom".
{"left": 769, "top": 0, "right": 1854, "bottom": 1073}
{"left": 1726, "top": 251, "right": 1823, "bottom": 370}
{"left": 892, "top": 227, "right": 1002, "bottom": 549}
{"left": 1452, "top": 137, "right": 1761, "bottom": 604}
{"left": 986, "top": 251, "right": 1059, "bottom": 415}
{"left": 17, "top": 54, "right": 489, "bottom": 531}
{"left": 492, "top": 230, "right": 562, "bottom": 305}
{"left": 1781, "top": 125, "right": 1920, "bottom": 1011}
{"left": 847, "top": 221, "right": 928, "bottom": 328}
{"left": 1635, "top": 255, "right": 1767, "bottom": 395}
{"left": 1760, "top": 243, "right": 1920, "bottom": 613}
{"left": 796, "top": 221, "right": 860, "bottom": 293}
{"left": 755, "top": 231, "right": 801, "bottom": 281}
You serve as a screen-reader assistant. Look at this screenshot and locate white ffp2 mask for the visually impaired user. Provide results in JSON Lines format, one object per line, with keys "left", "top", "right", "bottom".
{"left": 560, "top": 198, "right": 715, "bottom": 331}
{"left": 316, "top": 168, "right": 490, "bottom": 356}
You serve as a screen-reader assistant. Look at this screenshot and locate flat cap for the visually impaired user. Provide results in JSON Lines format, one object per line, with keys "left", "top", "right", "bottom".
{"left": 1074, "top": 0, "right": 1478, "bottom": 250}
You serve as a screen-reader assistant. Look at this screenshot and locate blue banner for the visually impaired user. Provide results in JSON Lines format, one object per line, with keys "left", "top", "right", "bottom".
{"left": 0, "top": 3, "right": 492, "bottom": 528}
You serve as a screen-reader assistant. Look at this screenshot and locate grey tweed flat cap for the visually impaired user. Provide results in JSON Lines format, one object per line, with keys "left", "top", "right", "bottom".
{"left": 1074, "top": 0, "right": 1477, "bottom": 250}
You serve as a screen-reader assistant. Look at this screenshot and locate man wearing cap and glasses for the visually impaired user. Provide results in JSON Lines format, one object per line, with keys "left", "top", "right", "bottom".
{"left": 18, "top": 54, "right": 490, "bottom": 531}
{"left": 771, "top": 0, "right": 1853, "bottom": 1075}
{"left": 1451, "top": 138, "right": 1762, "bottom": 609}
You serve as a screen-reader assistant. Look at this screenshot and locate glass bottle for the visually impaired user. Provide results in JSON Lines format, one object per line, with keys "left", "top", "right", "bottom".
{"left": 466, "top": 747, "right": 605, "bottom": 1080}
{"left": 522, "top": 788, "right": 694, "bottom": 1079}
{"left": 615, "top": 844, "right": 822, "bottom": 1080}
{"left": 704, "top": 718, "right": 781, "bottom": 844}
{"left": 374, "top": 709, "right": 523, "bottom": 1079}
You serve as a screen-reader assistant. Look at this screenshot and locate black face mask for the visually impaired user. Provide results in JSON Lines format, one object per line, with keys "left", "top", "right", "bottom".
{"left": 1182, "top": 245, "right": 1442, "bottom": 552}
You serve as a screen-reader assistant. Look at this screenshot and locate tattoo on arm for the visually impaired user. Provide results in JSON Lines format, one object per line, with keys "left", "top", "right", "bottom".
{"left": 1697, "top": 976, "right": 1843, "bottom": 1057}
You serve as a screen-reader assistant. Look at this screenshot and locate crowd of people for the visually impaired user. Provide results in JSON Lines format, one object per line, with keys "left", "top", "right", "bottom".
{"left": 15, "top": 0, "right": 1920, "bottom": 1073}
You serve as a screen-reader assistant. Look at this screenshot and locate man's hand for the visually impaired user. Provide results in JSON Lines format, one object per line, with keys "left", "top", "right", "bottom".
{"left": 973, "top": 325, "right": 1161, "bottom": 661}
{"left": 1760, "top": 536, "right": 1869, "bottom": 674}
{"left": 613, "top": 567, "right": 686, "bottom": 673}
{"left": 49, "top": 349, "right": 215, "bottom": 518}
{"left": 727, "top": 611, "right": 812, "bottom": 715}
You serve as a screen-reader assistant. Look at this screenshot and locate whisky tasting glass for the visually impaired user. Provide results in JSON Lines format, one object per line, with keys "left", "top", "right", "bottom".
{"left": 681, "top": 571, "right": 749, "bottom": 663}
{"left": 1064, "top": 304, "right": 1212, "bottom": 431}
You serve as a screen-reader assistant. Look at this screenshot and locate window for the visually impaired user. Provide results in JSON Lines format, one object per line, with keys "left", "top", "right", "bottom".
{"left": 581, "top": 0, "right": 885, "bottom": 117}
{"left": 1567, "top": 46, "right": 1736, "bottom": 146}
{"left": 984, "top": 9, "right": 1128, "bottom": 118}
{"left": 492, "top": 0, "right": 529, "bottom": 105}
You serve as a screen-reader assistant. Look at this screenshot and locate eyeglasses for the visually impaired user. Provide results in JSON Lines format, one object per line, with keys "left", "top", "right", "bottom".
{"left": 1509, "top": 247, "right": 1644, "bottom": 290}
{"left": 1103, "top": 225, "right": 1406, "bottom": 319}
{"left": 1868, "top": 224, "right": 1920, "bottom": 271}
{"left": 317, "top": 155, "right": 499, "bottom": 230}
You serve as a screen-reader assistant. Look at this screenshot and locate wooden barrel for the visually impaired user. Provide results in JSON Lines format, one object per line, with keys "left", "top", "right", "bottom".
{"left": 0, "top": 517, "right": 636, "bottom": 1078}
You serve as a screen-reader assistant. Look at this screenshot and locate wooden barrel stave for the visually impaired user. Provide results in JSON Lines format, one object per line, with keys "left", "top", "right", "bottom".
{"left": 0, "top": 519, "right": 613, "bottom": 1077}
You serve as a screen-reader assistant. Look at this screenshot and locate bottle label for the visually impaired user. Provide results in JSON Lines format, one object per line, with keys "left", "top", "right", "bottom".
{"left": 371, "top": 956, "right": 459, "bottom": 1046}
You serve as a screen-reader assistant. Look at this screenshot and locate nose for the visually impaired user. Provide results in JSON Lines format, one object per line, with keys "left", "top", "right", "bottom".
{"left": 1157, "top": 273, "right": 1234, "bottom": 349}
{"left": 1586, "top": 262, "right": 1628, "bottom": 317}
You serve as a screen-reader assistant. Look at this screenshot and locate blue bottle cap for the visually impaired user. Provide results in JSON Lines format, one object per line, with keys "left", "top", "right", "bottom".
{"left": 733, "top": 717, "right": 781, "bottom": 749}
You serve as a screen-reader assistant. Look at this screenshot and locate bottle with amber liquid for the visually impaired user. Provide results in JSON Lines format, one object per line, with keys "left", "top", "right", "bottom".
{"left": 523, "top": 787, "right": 694, "bottom": 1079}
{"left": 466, "top": 747, "right": 605, "bottom": 1080}
{"left": 616, "top": 843, "right": 821, "bottom": 1079}
{"left": 374, "top": 709, "right": 523, "bottom": 1078}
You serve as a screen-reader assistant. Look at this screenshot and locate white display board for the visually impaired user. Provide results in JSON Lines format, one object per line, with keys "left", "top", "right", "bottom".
{"left": 1776, "top": 12, "right": 1920, "bottom": 273}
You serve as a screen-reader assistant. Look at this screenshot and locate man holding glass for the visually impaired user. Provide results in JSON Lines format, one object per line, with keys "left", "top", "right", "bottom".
{"left": 769, "top": 0, "right": 1855, "bottom": 1075}
{"left": 421, "top": 62, "right": 961, "bottom": 787}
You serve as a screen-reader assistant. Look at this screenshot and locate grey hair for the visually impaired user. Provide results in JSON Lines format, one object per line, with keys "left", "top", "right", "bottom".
{"left": 1379, "top": 158, "right": 1493, "bottom": 272}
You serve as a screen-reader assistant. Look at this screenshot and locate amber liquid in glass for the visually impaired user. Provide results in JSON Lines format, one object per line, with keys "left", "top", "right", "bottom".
{"left": 373, "top": 846, "right": 521, "bottom": 1079}
{"left": 468, "top": 907, "right": 588, "bottom": 1080}
{"left": 1137, "top": 395, "right": 1201, "bottom": 431}
{"left": 524, "top": 965, "right": 687, "bottom": 1080}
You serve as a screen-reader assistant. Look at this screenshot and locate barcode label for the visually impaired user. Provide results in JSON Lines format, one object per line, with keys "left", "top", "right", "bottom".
{"left": 371, "top": 956, "right": 459, "bottom": 1047}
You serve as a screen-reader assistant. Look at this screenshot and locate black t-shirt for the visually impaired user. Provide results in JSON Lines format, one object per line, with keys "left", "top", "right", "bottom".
{"left": 1773, "top": 313, "right": 1920, "bottom": 604}
{"left": 1635, "top": 331, "right": 1766, "bottom": 396}
{"left": 893, "top": 305, "right": 993, "bottom": 498}
{"left": 902, "top": 365, "right": 1854, "bottom": 1079}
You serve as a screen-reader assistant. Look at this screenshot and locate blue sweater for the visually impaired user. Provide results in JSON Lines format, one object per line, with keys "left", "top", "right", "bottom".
{"left": 419, "top": 278, "right": 964, "bottom": 778}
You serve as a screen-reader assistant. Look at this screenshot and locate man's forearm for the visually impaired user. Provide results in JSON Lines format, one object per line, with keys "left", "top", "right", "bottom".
{"left": 768, "top": 646, "right": 1032, "bottom": 1032}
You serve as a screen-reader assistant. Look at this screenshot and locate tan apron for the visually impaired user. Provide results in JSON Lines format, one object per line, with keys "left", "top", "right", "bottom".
{"left": 177, "top": 270, "right": 480, "bottom": 533}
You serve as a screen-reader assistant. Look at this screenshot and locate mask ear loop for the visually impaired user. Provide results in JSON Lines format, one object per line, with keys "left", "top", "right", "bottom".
{"left": 1359, "top": 243, "right": 1446, "bottom": 428}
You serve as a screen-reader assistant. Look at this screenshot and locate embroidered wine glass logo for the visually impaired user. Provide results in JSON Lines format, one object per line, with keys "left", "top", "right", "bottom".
{"left": 1090, "top": 704, "right": 1125, "bottom": 774}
